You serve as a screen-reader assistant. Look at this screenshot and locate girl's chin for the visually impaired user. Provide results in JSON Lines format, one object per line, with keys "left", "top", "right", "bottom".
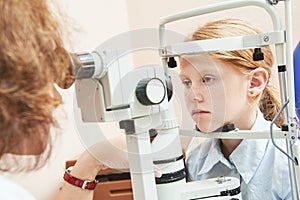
{"left": 196, "top": 124, "right": 221, "bottom": 133}
{"left": 196, "top": 126, "right": 211, "bottom": 133}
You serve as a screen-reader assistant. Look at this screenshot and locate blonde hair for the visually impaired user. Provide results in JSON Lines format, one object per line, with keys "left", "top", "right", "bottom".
{"left": 190, "top": 18, "right": 282, "bottom": 126}
{"left": 0, "top": 0, "right": 71, "bottom": 171}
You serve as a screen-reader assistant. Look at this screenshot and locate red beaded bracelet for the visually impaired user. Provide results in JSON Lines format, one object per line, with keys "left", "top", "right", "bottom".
{"left": 63, "top": 167, "right": 98, "bottom": 190}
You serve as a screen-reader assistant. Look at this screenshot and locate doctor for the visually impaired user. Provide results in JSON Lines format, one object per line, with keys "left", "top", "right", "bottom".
{"left": 0, "top": 0, "right": 120, "bottom": 199}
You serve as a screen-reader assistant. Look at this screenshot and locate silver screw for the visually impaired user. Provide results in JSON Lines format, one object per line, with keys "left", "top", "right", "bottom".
{"left": 263, "top": 36, "right": 270, "bottom": 42}
{"left": 216, "top": 176, "right": 227, "bottom": 184}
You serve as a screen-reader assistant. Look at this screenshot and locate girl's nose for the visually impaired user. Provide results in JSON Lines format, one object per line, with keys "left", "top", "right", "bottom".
{"left": 190, "top": 85, "right": 205, "bottom": 102}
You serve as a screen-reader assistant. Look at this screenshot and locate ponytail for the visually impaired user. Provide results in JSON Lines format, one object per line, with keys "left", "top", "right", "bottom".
{"left": 259, "top": 84, "right": 283, "bottom": 127}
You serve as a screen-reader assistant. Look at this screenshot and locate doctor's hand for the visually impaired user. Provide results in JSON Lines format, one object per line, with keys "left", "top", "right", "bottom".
{"left": 54, "top": 136, "right": 129, "bottom": 200}
{"left": 154, "top": 164, "right": 162, "bottom": 178}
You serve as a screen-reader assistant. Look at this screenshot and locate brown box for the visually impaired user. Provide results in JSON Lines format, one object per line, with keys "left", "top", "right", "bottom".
{"left": 66, "top": 160, "right": 133, "bottom": 200}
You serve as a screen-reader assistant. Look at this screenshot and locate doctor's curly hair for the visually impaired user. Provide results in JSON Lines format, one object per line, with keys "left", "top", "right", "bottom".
{"left": 0, "top": 0, "right": 72, "bottom": 171}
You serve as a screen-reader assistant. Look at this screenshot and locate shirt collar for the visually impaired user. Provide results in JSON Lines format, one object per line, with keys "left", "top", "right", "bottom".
{"left": 196, "top": 139, "right": 223, "bottom": 175}
{"left": 230, "top": 139, "right": 268, "bottom": 184}
{"left": 197, "top": 110, "right": 270, "bottom": 184}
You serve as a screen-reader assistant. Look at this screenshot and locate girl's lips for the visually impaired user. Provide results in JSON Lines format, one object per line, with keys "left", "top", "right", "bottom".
{"left": 192, "top": 109, "right": 210, "bottom": 115}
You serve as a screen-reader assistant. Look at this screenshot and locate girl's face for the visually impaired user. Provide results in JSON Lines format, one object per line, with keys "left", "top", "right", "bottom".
{"left": 180, "top": 55, "right": 252, "bottom": 133}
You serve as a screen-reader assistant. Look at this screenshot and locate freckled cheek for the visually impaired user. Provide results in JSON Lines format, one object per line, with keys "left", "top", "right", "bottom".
{"left": 184, "top": 89, "right": 196, "bottom": 103}
{"left": 184, "top": 89, "right": 192, "bottom": 99}
{"left": 224, "top": 87, "right": 247, "bottom": 114}
{"left": 183, "top": 90, "right": 194, "bottom": 111}
{"left": 209, "top": 87, "right": 226, "bottom": 112}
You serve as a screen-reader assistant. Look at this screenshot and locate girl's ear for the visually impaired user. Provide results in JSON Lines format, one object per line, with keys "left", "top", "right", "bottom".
{"left": 247, "top": 68, "right": 268, "bottom": 98}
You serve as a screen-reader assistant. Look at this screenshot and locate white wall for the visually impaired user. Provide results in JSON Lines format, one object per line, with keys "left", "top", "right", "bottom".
{"left": 59, "top": 0, "right": 130, "bottom": 51}
{"left": 127, "top": 0, "right": 299, "bottom": 46}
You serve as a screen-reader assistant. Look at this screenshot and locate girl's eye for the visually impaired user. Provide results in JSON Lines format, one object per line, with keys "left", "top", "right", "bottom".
{"left": 181, "top": 80, "right": 192, "bottom": 88}
{"left": 202, "top": 75, "right": 215, "bottom": 84}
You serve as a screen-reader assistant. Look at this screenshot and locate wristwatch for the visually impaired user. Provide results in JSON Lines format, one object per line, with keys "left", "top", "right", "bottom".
{"left": 63, "top": 166, "right": 98, "bottom": 190}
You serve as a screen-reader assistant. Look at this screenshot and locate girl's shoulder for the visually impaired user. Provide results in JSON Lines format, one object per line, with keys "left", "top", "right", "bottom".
{"left": 186, "top": 138, "right": 219, "bottom": 161}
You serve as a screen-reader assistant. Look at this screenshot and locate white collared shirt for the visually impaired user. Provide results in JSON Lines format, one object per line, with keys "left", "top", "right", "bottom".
{"left": 186, "top": 111, "right": 292, "bottom": 200}
{"left": 0, "top": 175, "right": 35, "bottom": 200}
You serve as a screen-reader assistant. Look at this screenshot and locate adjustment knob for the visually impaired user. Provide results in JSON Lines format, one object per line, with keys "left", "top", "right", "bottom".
{"left": 135, "top": 78, "right": 166, "bottom": 105}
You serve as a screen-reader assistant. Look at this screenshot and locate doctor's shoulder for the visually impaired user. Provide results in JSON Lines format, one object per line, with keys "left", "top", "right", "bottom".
{"left": 0, "top": 176, "right": 35, "bottom": 200}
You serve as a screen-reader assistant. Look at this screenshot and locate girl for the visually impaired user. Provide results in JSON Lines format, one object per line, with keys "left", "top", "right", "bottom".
{"left": 181, "top": 18, "right": 291, "bottom": 199}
